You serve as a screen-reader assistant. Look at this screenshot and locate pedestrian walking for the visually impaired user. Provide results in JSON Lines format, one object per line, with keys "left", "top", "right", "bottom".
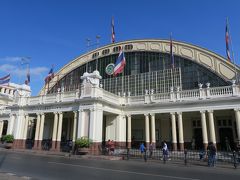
{"left": 207, "top": 142, "right": 216, "bottom": 167}
{"left": 139, "top": 142, "right": 146, "bottom": 160}
{"left": 162, "top": 141, "right": 168, "bottom": 163}
{"left": 149, "top": 142, "right": 154, "bottom": 158}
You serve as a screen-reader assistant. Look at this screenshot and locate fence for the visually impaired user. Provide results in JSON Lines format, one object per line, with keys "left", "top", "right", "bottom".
{"left": 100, "top": 146, "right": 240, "bottom": 168}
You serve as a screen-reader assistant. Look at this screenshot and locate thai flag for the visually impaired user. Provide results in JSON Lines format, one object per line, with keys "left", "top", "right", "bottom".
{"left": 114, "top": 48, "right": 126, "bottom": 76}
{"left": 25, "top": 69, "right": 30, "bottom": 85}
{"left": 111, "top": 17, "right": 115, "bottom": 43}
{"left": 225, "top": 22, "right": 231, "bottom": 61}
{"left": 45, "top": 67, "right": 54, "bottom": 84}
{"left": 170, "top": 34, "right": 175, "bottom": 68}
{"left": 0, "top": 74, "right": 10, "bottom": 85}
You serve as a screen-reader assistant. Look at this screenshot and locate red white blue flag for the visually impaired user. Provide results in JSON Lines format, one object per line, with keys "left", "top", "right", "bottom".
{"left": 0, "top": 74, "right": 10, "bottom": 85}
{"left": 25, "top": 68, "right": 30, "bottom": 85}
{"left": 225, "top": 22, "right": 231, "bottom": 61}
{"left": 45, "top": 67, "right": 54, "bottom": 84}
{"left": 114, "top": 48, "right": 126, "bottom": 76}
{"left": 111, "top": 17, "right": 115, "bottom": 43}
{"left": 170, "top": 34, "right": 175, "bottom": 68}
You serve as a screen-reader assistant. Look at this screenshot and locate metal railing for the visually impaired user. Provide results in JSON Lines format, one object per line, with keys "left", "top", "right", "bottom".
{"left": 100, "top": 146, "right": 240, "bottom": 168}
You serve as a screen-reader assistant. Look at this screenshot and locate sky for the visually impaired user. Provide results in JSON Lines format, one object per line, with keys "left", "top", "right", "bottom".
{"left": 0, "top": 0, "right": 240, "bottom": 95}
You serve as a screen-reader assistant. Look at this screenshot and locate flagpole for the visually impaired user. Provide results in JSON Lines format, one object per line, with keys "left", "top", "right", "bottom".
{"left": 26, "top": 63, "right": 30, "bottom": 85}
{"left": 96, "top": 35, "right": 101, "bottom": 71}
{"left": 170, "top": 33, "right": 174, "bottom": 89}
{"left": 227, "top": 17, "right": 238, "bottom": 83}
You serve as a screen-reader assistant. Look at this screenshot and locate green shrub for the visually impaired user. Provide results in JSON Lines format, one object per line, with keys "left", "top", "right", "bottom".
{"left": 75, "top": 137, "right": 92, "bottom": 148}
{"left": 3, "top": 134, "right": 14, "bottom": 143}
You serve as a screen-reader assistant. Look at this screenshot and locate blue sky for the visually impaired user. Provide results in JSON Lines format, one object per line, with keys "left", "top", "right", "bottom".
{"left": 0, "top": 0, "right": 240, "bottom": 95}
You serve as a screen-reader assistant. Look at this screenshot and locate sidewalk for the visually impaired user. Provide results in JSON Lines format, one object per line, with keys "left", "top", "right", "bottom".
{"left": 0, "top": 147, "right": 122, "bottom": 161}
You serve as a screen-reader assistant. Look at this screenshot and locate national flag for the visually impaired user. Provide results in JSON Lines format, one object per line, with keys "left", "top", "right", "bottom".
{"left": 225, "top": 22, "right": 231, "bottom": 61}
{"left": 25, "top": 68, "right": 30, "bottom": 85}
{"left": 0, "top": 74, "right": 10, "bottom": 85}
{"left": 170, "top": 34, "right": 175, "bottom": 68}
{"left": 45, "top": 67, "right": 54, "bottom": 84}
{"left": 111, "top": 17, "right": 115, "bottom": 43}
{"left": 114, "top": 48, "right": 126, "bottom": 76}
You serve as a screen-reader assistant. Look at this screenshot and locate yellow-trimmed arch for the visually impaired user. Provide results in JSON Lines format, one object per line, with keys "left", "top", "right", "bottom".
{"left": 39, "top": 39, "right": 239, "bottom": 95}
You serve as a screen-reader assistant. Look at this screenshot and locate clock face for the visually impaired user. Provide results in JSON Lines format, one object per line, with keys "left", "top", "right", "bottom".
{"left": 105, "top": 63, "right": 115, "bottom": 75}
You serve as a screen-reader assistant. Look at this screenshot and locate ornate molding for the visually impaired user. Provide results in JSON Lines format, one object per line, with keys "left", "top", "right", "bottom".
{"left": 177, "top": 112, "right": 182, "bottom": 116}
{"left": 200, "top": 110, "right": 206, "bottom": 114}
{"left": 126, "top": 114, "right": 131, "bottom": 118}
{"left": 150, "top": 113, "right": 155, "bottom": 117}
{"left": 207, "top": 110, "right": 214, "bottom": 113}
{"left": 144, "top": 113, "right": 149, "bottom": 117}
{"left": 234, "top": 108, "right": 240, "bottom": 112}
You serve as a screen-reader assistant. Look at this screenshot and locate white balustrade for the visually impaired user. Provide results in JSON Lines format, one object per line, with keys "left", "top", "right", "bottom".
{"left": 28, "top": 96, "right": 41, "bottom": 105}
{"left": 19, "top": 84, "right": 240, "bottom": 107}
{"left": 210, "top": 86, "right": 233, "bottom": 97}
{"left": 153, "top": 92, "right": 170, "bottom": 101}
{"left": 129, "top": 95, "right": 145, "bottom": 104}
{"left": 102, "top": 90, "right": 121, "bottom": 104}
{"left": 44, "top": 94, "right": 57, "bottom": 103}
{"left": 180, "top": 89, "right": 200, "bottom": 99}
{"left": 62, "top": 91, "right": 76, "bottom": 102}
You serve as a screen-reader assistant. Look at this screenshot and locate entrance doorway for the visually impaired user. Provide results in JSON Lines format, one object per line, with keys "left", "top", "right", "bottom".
{"left": 219, "top": 128, "right": 234, "bottom": 151}
{"left": 193, "top": 128, "right": 203, "bottom": 150}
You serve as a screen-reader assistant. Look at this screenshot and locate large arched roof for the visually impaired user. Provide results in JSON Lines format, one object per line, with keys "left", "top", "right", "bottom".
{"left": 39, "top": 39, "right": 239, "bottom": 95}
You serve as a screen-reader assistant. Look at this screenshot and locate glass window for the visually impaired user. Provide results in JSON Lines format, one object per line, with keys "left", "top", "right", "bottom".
{"left": 48, "top": 51, "right": 229, "bottom": 94}
{"left": 113, "top": 46, "right": 121, "bottom": 53}
{"left": 92, "top": 52, "right": 99, "bottom": 59}
{"left": 102, "top": 49, "right": 110, "bottom": 55}
{"left": 124, "top": 44, "right": 133, "bottom": 51}
{"left": 228, "top": 119, "right": 232, "bottom": 126}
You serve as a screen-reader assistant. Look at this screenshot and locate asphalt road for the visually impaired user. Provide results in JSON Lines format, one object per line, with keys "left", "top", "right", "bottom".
{"left": 0, "top": 151, "right": 239, "bottom": 180}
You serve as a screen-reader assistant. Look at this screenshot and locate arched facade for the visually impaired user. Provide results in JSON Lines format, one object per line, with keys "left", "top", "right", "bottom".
{"left": 1, "top": 39, "right": 240, "bottom": 154}
{"left": 40, "top": 39, "right": 238, "bottom": 95}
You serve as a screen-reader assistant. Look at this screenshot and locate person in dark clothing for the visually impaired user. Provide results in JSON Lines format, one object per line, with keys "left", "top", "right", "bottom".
{"left": 149, "top": 142, "right": 154, "bottom": 158}
{"left": 207, "top": 142, "right": 216, "bottom": 167}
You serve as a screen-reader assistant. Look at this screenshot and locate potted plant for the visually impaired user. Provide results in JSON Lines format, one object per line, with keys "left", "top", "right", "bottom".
{"left": 3, "top": 134, "right": 14, "bottom": 149}
{"left": 75, "top": 136, "right": 92, "bottom": 155}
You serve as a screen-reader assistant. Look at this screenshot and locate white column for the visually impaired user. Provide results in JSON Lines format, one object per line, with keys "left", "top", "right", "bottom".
{"left": 33, "top": 113, "right": 41, "bottom": 149}
{"left": 144, "top": 114, "right": 150, "bottom": 144}
{"left": 171, "top": 112, "right": 177, "bottom": 150}
{"left": 89, "top": 108, "right": 103, "bottom": 142}
{"left": 0, "top": 121, "right": 4, "bottom": 138}
{"left": 7, "top": 114, "right": 15, "bottom": 135}
{"left": 115, "top": 115, "right": 126, "bottom": 143}
{"left": 16, "top": 114, "right": 25, "bottom": 140}
{"left": 177, "top": 112, "right": 184, "bottom": 150}
{"left": 57, "top": 112, "right": 63, "bottom": 142}
{"left": 150, "top": 113, "right": 156, "bottom": 144}
{"left": 127, "top": 115, "right": 131, "bottom": 148}
{"left": 72, "top": 111, "right": 77, "bottom": 142}
{"left": 38, "top": 113, "right": 45, "bottom": 141}
{"left": 77, "top": 109, "right": 87, "bottom": 138}
{"left": 1, "top": 87, "right": 5, "bottom": 93}
{"left": 52, "top": 112, "right": 58, "bottom": 142}
{"left": 23, "top": 114, "right": 29, "bottom": 140}
{"left": 208, "top": 110, "right": 216, "bottom": 144}
{"left": 200, "top": 111, "right": 208, "bottom": 149}
{"left": 234, "top": 109, "right": 240, "bottom": 145}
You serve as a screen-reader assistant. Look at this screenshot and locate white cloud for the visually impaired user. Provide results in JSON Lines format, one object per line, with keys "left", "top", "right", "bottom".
{"left": 0, "top": 64, "right": 49, "bottom": 77}
{"left": 0, "top": 56, "right": 23, "bottom": 62}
